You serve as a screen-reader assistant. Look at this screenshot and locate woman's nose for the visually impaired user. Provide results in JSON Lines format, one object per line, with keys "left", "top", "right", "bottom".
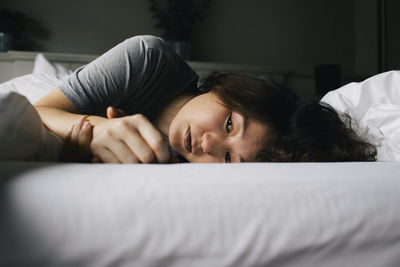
{"left": 201, "top": 132, "right": 224, "bottom": 154}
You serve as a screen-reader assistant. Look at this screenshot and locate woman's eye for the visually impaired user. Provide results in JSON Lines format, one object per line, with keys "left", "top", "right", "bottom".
{"left": 225, "top": 152, "right": 231, "bottom": 163}
{"left": 226, "top": 116, "right": 233, "bottom": 133}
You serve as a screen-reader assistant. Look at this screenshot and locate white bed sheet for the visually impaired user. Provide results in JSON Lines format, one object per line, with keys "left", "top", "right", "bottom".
{"left": 1, "top": 161, "right": 400, "bottom": 267}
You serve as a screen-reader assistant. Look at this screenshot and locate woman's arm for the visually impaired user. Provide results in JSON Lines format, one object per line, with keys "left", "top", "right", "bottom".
{"left": 35, "top": 36, "right": 195, "bottom": 163}
{"left": 34, "top": 88, "right": 107, "bottom": 141}
{"left": 35, "top": 88, "right": 170, "bottom": 163}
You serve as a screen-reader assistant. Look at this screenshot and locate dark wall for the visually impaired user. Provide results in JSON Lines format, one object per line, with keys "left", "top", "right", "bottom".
{"left": 2, "top": 0, "right": 356, "bottom": 75}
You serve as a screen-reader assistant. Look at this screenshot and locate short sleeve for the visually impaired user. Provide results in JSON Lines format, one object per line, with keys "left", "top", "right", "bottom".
{"left": 59, "top": 35, "right": 198, "bottom": 118}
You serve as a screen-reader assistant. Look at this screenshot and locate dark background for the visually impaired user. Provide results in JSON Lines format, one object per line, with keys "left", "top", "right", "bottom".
{"left": 1, "top": 0, "right": 399, "bottom": 98}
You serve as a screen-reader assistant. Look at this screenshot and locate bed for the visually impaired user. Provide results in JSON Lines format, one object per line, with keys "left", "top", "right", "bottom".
{"left": 0, "top": 53, "right": 399, "bottom": 267}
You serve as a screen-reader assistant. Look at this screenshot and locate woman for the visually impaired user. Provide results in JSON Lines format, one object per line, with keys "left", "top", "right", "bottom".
{"left": 35, "top": 35, "right": 376, "bottom": 163}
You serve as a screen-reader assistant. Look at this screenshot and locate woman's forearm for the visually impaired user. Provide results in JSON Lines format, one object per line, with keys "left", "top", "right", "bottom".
{"left": 34, "top": 88, "right": 107, "bottom": 141}
{"left": 35, "top": 106, "right": 106, "bottom": 141}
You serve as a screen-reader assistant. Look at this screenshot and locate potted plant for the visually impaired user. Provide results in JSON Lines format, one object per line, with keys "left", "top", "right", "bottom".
{"left": 148, "top": 0, "right": 211, "bottom": 59}
{"left": 0, "top": 8, "right": 51, "bottom": 52}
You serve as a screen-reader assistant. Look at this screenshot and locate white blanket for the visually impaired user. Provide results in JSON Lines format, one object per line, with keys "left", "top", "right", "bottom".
{"left": 0, "top": 54, "right": 68, "bottom": 161}
{"left": 0, "top": 92, "right": 62, "bottom": 161}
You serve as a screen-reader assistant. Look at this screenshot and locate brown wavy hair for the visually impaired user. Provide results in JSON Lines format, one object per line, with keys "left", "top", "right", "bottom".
{"left": 200, "top": 72, "right": 377, "bottom": 162}
{"left": 256, "top": 101, "right": 377, "bottom": 162}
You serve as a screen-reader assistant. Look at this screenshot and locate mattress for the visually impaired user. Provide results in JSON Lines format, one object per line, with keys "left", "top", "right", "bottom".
{"left": 1, "top": 161, "right": 400, "bottom": 267}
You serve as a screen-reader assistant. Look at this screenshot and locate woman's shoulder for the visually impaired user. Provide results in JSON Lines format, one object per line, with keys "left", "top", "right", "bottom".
{"left": 122, "top": 35, "right": 195, "bottom": 78}
{"left": 123, "top": 35, "right": 170, "bottom": 54}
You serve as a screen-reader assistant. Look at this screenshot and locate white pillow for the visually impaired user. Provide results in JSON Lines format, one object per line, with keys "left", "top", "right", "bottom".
{"left": 321, "top": 70, "right": 400, "bottom": 161}
{"left": 32, "top": 53, "right": 73, "bottom": 78}
{"left": 0, "top": 54, "right": 73, "bottom": 103}
{"left": 0, "top": 73, "right": 60, "bottom": 103}
{"left": 0, "top": 92, "right": 63, "bottom": 161}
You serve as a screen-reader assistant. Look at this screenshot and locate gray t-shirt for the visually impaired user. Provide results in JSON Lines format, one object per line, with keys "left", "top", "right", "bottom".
{"left": 59, "top": 35, "right": 199, "bottom": 120}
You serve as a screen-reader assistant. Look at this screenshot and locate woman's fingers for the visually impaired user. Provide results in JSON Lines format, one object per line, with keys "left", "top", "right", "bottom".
{"left": 93, "top": 130, "right": 155, "bottom": 164}
{"left": 92, "top": 128, "right": 147, "bottom": 164}
{"left": 130, "top": 114, "right": 170, "bottom": 163}
{"left": 106, "top": 107, "right": 117, "bottom": 119}
{"left": 92, "top": 147, "right": 122, "bottom": 164}
{"left": 91, "top": 114, "right": 170, "bottom": 164}
{"left": 78, "top": 120, "right": 93, "bottom": 158}
{"left": 62, "top": 116, "right": 94, "bottom": 162}
{"left": 123, "top": 130, "right": 156, "bottom": 163}
{"left": 71, "top": 116, "right": 87, "bottom": 146}
{"left": 105, "top": 138, "right": 141, "bottom": 163}
{"left": 107, "top": 106, "right": 126, "bottom": 119}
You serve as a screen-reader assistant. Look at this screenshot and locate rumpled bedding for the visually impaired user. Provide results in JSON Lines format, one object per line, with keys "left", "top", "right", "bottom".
{"left": 0, "top": 92, "right": 62, "bottom": 161}
{"left": 322, "top": 70, "right": 400, "bottom": 161}
{"left": 0, "top": 54, "right": 68, "bottom": 161}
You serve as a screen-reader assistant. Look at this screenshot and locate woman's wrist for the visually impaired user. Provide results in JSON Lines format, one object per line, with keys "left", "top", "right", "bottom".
{"left": 85, "top": 115, "right": 107, "bottom": 127}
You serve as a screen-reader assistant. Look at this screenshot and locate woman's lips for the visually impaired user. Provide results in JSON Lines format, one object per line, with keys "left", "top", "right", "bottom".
{"left": 183, "top": 126, "right": 192, "bottom": 153}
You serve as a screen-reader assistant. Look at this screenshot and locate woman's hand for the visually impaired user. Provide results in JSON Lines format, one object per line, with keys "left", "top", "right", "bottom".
{"left": 60, "top": 116, "right": 93, "bottom": 162}
{"left": 91, "top": 113, "right": 170, "bottom": 164}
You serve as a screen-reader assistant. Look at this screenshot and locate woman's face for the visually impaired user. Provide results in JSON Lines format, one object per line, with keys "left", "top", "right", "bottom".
{"left": 168, "top": 92, "right": 272, "bottom": 163}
